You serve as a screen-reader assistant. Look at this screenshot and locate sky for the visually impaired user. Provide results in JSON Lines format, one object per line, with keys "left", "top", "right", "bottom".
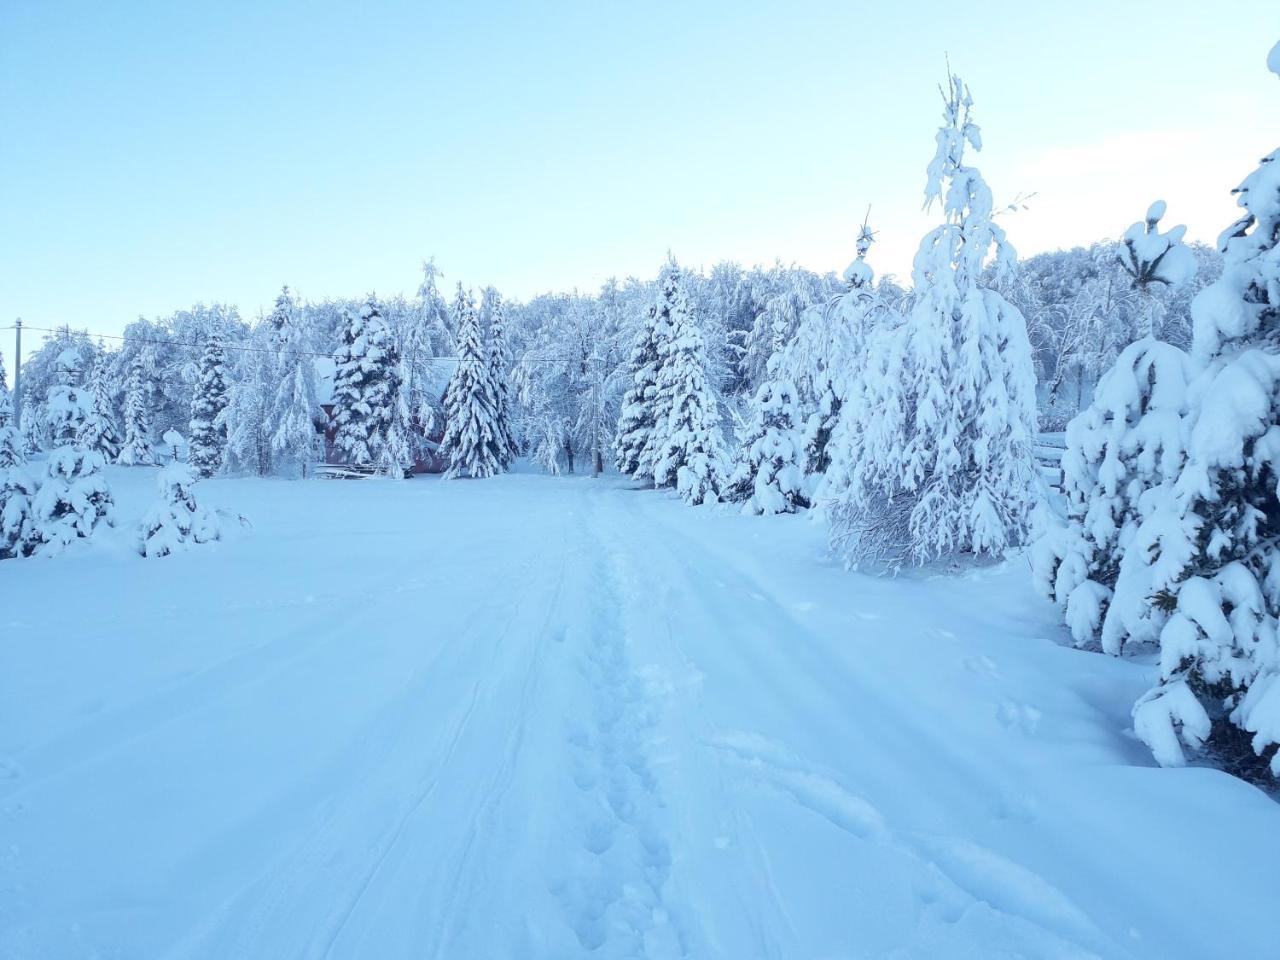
{"left": 1, "top": 0, "right": 1277, "bottom": 374}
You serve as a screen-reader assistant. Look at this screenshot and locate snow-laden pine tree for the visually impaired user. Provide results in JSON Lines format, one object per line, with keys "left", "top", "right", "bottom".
{"left": 440, "top": 285, "right": 505, "bottom": 479}
{"left": 331, "top": 298, "right": 400, "bottom": 469}
{"left": 76, "top": 359, "right": 122, "bottom": 460}
{"left": 46, "top": 347, "right": 86, "bottom": 448}
{"left": 270, "top": 313, "right": 320, "bottom": 478}
{"left": 725, "top": 360, "right": 808, "bottom": 514}
{"left": 1116, "top": 44, "right": 1280, "bottom": 774}
{"left": 0, "top": 357, "right": 37, "bottom": 559}
{"left": 636, "top": 263, "right": 687, "bottom": 482}
{"left": 188, "top": 337, "right": 230, "bottom": 478}
{"left": 118, "top": 357, "right": 156, "bottom": 466}
{"left": 138, "top": 462, "right": 221, "bottom": 557}
{"left": 482, "top": 288, "right": 519, "bottom": 467}
{"left": 1031, "top": 205, "right": 1197, "bottom": 647}
{"left": 827, "top": 73, "right": 1038, "bottom": 568}
{"left": 615, "top": 303, "right": 665, "bottom": 479}
{"left": 650, "top": 275, "right": 725, "bottom": 504}
{"left": 31, "top": 384, "right": 115, "bottom": 557}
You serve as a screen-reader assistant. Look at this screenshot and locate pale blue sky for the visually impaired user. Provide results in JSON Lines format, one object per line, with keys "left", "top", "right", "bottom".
{"left": 1, "top": 0, "right": 1276, "bottom": 371}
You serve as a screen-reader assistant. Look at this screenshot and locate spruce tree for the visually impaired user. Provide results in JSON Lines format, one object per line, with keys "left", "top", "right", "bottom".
{"left": 726, "top": 364, "right": 808, "bottom": 514}
{"left": 0, "top": 358, "right": 36, "bottom": 559}
{"left": 483, "top": 288, "right": 519, "bottom": 467}
{"left": 651, "top": 283, "right": 725, "bottom": 504}
{"left": 635, "top": 263, "right": 683, "bottom": 483}
{"left": 189, "top": 337, "right": 230, "bottom": 478}
{"left": 1119, "top": 46, "right": 1280, "bottom": 773}
{"left": 439, "top": 285, "right": 504, "bottom": 479}
{"left": 118, "top": 357, "right": 156, "bottom": 465}
{"left": 615, "top": 304, "right": 663, "bottom": 479}
{"left": 331, "top": 298, "right": 399, "bottom": 469}
{"left": 138, "top": 462, "right": 221, "bottom": 557}
{"left": 827, "top": 73, "right": 1038, "bottom": 568}
{"left": 76, "top": 360, "right": 122, "bottom": 460}
{"left": 31, "top": 383, "right": 115, "bottom": 556}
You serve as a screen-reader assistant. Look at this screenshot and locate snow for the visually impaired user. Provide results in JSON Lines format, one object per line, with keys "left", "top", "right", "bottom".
{"left": 1269, "top": 38, "right": 1280, "bottom": 78}
{"left": 2, "top": 467, "right": 1278, "bottom": 959}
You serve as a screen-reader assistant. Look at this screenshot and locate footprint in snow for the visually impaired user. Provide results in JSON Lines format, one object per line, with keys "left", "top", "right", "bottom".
{"left": 996, "top": 701, "right": 1041, "bottom": 734}
{"left": 963, "top": 655, "right": 1002, "bottom": 679}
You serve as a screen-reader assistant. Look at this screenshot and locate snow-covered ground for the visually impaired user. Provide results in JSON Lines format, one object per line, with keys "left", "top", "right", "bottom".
{"left": 2, "top": 466, "right": 1276, "bottom": 960}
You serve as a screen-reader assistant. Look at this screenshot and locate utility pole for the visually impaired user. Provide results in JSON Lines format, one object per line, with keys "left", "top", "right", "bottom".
{"left": 12, "top": 318, "right": 21, "bottom": 431}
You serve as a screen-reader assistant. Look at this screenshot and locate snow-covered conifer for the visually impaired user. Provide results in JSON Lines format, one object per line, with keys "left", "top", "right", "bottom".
{"left": 725, "top": 364, "right": 808, "bottom": 514}
{"left": 331, "top": 298, "right": 399, "bottom": 469}
{"left": 650, "top": 276, "right": 725, "bottom": 504}
{"left": 615, "top": 304, "right": 664, "bottom": 479}
{"left": 138, "top": 462, "right": 221, "bottom": 557}
{"left": 31, "top": 444, "right": 113, "bottom": 557}
{"left": 483, "top": 288, "right": 519, "bottom": 467}
{"left": 1032, "top": 205, "right": 1197, "bottom": 647}
{"left": 1114, "top": 48, "right": 1280, "bottom": 773}
{"left": 827, "top": 73, "right": 1038, "bottom": 568}
{"left": 46, "top": 347, "right": 86, "bottom": 448}
{"left": 189, "top": 337, "right": 230, "bottom": 478}
{"left": 0, "top": 358, "right": 36, "bottom": 559}
{"left": 219, "top": 328, "right": 275, "bottom": 475}
{"left": 76, "top": 360, "right": 122, "bottom": 460}
{"left": 118, "top": 357, "right": 156, "bottom": 465}
{"left": 440, "top": 286, "right": 505, "bottom": 478}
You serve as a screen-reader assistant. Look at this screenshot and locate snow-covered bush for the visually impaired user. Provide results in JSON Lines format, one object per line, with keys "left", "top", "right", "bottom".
{"left": 1032, "top": 205, "right": 1198, "bottom": 648}
{"left": 30, "top": 446, "right": 114, "bottom": 557}
{"left": 725, "top": 367, "right": 808, "bottom": 515}
{"left": 826, "top": 72, "right": 1038, "bottom": 569}
{"left": 138, "top": 462, "right": 221, "bottom": 558}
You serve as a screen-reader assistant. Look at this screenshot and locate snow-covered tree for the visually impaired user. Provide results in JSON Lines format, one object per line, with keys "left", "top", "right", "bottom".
{"left": 331, "top": 298, "right": 400, "bottom": 469}
{"left": 270, "top": 312, "right": 321, "bottom": 478}
{"left": 615, "top": 304, "right": 665, "bottom": 479}
{"left": 76, "top": 359, "right": 122, "bottom": 460}
{"left": 118, "top": 357, "right": 156, "bottom": 466}
{"left": 0, "top": 358, "right": 36, "bottom": 559}
{"left": 827, "top": 73, "right": 1038, "bottom": 568}
{"left": 650, "top": 270, "right": 725, "bottom": 504}
{"left": 30, "top": 445, "right": 114, "bottom": 557}
{"left": 725, "top": 364, "right": 808, "bottom": 514}
{"left": 189, "top": 337, "right": 230, "bottom": 478}
{"left": 1116, "top": 46, "right": 1280, "bottom": 774}
{"left": 219, "top": 326, "right": 275, "bottom": 475}
{"left": 1032, "top": 205, "right": 1198, "bottom": 648}
{"left": 482, "top": 288, "right": 519, "bottom": 467}
{"left": 46, "top": 347, "right": 86, "bottom": 448}
{"left": 440, "top": 285, "right": 505, "bottom": 479}
{"left": 138, "top": 462, "right": 221, "bottom": 557}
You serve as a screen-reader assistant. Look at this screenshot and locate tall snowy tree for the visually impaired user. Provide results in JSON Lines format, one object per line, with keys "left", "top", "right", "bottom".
{"left": 649, "top": 271, "right": 725, "bottom": 504}
{"left": 75, "top": 359, "right": 122, "bottom": 460}
{"left": 331, "top": 298, "right": 400, "bottom": 469}
{"left": 482, "top": 288, "right": 519, "bottom": 467}
{"left": 188, "top": 337, "right": 230, "bottom": 478}
{"left": 615, "top": 303, "right": 664, "bottom": 479}
{"left": 118, "top": 356, "right": 156, "bottom": 466}
{"left": 635, "top": 263, "right": 687, "bottom": 482}
{"left": 270, "top": 313, "right": 320, "bottom": 478}
{"left": 725, "top": 363, "right": 808, "bottom": 514}
{"left": 219, "top": 326, "right": 275, "bottom": 475}
{"left": 1115, "top": 44, "right": 1280, "bottom": 775}
{"left": 827, "top": 72, "right": 1038, "bottom": 568}
{"left": 1032, "top": 204, "right": 1198, "bottom": 648}
{"left": 46, "top": 347, "right": 86, "bottom": 448}
{"left": 439, "top": 285, "right": 505, "bottom": 479}
{"left": 0, "top": 356, "right": 36, "bottom": 559}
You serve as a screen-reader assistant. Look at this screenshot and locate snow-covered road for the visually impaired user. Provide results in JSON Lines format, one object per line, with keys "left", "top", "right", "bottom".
{"left": 2, "top": 468, "right": 1277, "bottom": 959}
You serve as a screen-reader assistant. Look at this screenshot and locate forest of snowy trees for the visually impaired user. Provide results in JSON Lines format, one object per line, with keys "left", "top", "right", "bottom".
{"left": 2, "top": 43, "right": 1278, "bottom": 782}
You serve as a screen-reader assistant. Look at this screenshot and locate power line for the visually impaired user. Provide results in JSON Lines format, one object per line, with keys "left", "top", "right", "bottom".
{"left": 0, "top": 324, "right": 606, "bottom": 364}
